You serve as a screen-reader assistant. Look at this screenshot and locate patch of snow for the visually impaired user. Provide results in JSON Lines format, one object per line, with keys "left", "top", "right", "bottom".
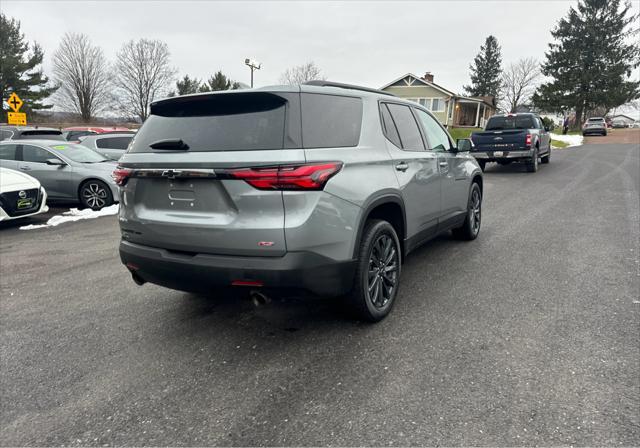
{"left": 19, "top": 204, "right": 119, "bottom": 230}
{"left": 550, "top": 133, "right": 584, "bottom": 148}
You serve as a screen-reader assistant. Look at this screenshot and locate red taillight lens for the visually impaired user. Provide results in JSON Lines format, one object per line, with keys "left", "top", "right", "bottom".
{"left": 525, "top": 134, "right": 532, "bottom": 147}
{"left": 112, "top": 167, "right": 132, "bottom": 186}
{"left": 228, "top": 162, "right": 342, "bottom": 190}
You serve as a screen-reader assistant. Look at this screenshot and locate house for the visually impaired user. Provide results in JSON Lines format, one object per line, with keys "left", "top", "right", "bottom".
{"left": 609, "top": 114, "right": 635, "bottom": 126}
{"left": 380, "top": 72, "right": 497, "bottom": 128}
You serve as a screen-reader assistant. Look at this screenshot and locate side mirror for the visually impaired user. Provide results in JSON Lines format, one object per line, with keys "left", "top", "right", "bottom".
{"left": 46, "top": 158, "right": 66, "bottom": 166}
{"left": 456, "top": 138, "right": 474, "bottom": 152}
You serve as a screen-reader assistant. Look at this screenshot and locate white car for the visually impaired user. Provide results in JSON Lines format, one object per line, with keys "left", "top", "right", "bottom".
{"left": 0, "top": 167, "right": 48, "bottom": 221}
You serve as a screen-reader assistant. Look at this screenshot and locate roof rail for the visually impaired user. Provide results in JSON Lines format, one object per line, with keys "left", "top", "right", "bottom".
{"left": 303, "top": 80, "right": 396, "bottom": 97}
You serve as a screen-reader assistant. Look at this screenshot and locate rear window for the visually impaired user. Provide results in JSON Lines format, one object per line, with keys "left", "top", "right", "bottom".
{"left": 18, "top": 130, "right": 64, "bottom": 140}
{"left": 485, "top": 116, "right": 536, "bottom": 130}
{"left": 131, "top": 92, "right": 287, "bottom": 152}
{"left": 588, "top": 118, "right": 605, "bottom": 122}
{"left": 96, "top": 136, "right": 132, "bottom": 149}
{"left": 301, "top": 93, "right": 362, "bottom": 148}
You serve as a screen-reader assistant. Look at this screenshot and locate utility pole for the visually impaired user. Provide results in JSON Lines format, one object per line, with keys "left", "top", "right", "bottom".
{"left": 244, "top": 58, "right": 262, "bottom": 88}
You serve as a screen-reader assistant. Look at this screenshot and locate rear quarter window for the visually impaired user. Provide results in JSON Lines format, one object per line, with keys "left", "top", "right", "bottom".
{"left": 301, "top": 93, "right": 362, "bottom": 148}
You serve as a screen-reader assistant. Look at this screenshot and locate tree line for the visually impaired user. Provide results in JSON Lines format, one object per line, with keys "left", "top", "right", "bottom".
{"left": 462, "top": 0, "right": 639, "bottom": 126}
{"left": 0, "top": 13, "right": 326, "bottom": 123}
{"left": 1, "top": 0, "right": 637, "bottom": 127}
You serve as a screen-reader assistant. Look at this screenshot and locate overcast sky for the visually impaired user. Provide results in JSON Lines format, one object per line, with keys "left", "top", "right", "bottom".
{"left": 2, "top": 0, "right": 639, "bottom": 98}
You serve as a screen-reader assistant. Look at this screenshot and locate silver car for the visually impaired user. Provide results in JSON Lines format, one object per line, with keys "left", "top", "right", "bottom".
{"left": 582, "top": 117, "right": 607, "bottom": 136}
{"left": 0, "top": 140, "right": 119, "bottom": 210}
{"left": 116, "top": 82, "right": 483, "bottom": 321}
{"left": 79, "top": 133, "right": 135, "bottom": 160}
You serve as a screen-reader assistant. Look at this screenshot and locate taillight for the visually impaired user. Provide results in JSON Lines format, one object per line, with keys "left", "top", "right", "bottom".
{"left": 227, "top": 162, "right": 342, "bottom": 190}
{"left": 112, "top": 167, "right": 132, "bottom": 186}
{"left": 525, "top": 134, "right": 532, "bottom": 147}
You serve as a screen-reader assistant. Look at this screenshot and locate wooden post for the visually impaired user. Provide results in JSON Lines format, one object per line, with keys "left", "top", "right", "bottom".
{"left": 475, "top": 102, "right": 481, "bottom": 127}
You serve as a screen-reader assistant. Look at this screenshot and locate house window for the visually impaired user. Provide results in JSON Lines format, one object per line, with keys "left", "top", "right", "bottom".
{"left": 431, "top": 98, "right": 445, "bottom": 112}
{"left": 418, "top": 98, "right": 428, "bottom": 108}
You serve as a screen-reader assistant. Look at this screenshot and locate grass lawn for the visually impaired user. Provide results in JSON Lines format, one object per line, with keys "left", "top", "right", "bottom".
{"left": 551, "top": 139, "right": 570, "bottom": 148}
{"left": 448, "top": 127, "right": 482, "bottom": 140}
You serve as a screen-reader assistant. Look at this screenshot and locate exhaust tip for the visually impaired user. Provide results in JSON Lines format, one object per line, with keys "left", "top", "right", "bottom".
{"left": 250, "top": 290, "right": 271, "bottom": 306}
{"left": 131, "top": 272, "right": 146, "bottom": 286}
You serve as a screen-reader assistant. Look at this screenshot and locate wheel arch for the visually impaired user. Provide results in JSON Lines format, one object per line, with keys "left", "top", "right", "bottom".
{"left": 353, "top": 194, "right": 406, "bottom": 260}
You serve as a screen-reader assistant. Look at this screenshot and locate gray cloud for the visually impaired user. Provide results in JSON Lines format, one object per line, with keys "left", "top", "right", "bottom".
{"left": 2, "top": 0, "right": 637, "bottom": 95}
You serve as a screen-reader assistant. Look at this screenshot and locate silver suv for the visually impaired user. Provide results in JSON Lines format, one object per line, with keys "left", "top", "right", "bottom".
{"left": 115, "top": 82, "right": 483, "bottom": 321}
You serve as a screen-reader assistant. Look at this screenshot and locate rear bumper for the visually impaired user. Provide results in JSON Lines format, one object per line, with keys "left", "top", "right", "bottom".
{"left": 471, "top": 149, "right": 534, "bottom": 161}
{"left": 119, "top": 240, "right": 356, "bottom": 297}
{"left": 582, "top": 129, "right": 606, "bottom": 135}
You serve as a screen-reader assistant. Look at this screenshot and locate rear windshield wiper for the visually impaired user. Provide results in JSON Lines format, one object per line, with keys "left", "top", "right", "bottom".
{"left": 149, "top": 139, "right": 189, "bottom": 150}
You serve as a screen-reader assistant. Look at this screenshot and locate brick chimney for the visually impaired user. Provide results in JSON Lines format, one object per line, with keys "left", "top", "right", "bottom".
{"left": 422, "top": 72, "right": 434, "bottom": 83}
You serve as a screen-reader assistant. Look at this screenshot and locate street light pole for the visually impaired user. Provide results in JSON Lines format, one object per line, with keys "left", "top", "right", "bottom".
{"left": 244, "top": 58, "right": 262, "bottom": 88}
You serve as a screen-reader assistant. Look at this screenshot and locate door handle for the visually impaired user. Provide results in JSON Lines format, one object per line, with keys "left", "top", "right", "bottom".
{"left": 439, "top": 162, "right": 448, "bottom": 167}
{"left": 395, "top": 162, "right": 409, "bottom": 172}
{"left": 19, "top": 165, "right": 31, "bottom": 171}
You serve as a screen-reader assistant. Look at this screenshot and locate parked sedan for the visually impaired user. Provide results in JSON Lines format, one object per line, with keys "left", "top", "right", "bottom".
{"left": 79, "top": 133, "right": 134, "bottom": 160}
{"left": 582, "top": 117, "right": 607, "bottom": 136}
{"left": 0, "top": 140, "right": 119, "bottom": 210}
{"left": 0, "top": 167, "right": 48, "bottom": 222}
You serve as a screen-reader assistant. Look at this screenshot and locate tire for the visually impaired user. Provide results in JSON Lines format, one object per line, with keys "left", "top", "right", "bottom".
{"left": 79, "top": 179, "right": 113, "bottom": 210}
{"left": 452, "top": 183, "right": 482, "bottom": 241}
{"left": 526, "top": 148, "right": 539, "bottom": 172}
{"left": 478, "top": 160, "right": 486, "bottom": 172}
{"left": 347, "top": 219, "right": 401, "bottom": 322}
{"left": 541, "top": 148, "right": 551, "bottom": 164}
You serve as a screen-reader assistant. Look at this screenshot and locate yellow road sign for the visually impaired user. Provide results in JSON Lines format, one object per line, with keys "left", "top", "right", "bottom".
{"left": 7, "top": 92, "right": 23, "bottom": 112}
{"left": 7, "top": 112, "right": 27, "bottom": 126}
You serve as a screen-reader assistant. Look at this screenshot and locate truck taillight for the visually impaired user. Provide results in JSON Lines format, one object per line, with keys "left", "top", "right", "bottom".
{"left": 525, "top": 134, "right": 532, "bottom": 147}
{"left": 112, "top": 167, "right": 132, "bottom": 186}
{"left": 227, "top": 162, "right": 343, "bottom": 190}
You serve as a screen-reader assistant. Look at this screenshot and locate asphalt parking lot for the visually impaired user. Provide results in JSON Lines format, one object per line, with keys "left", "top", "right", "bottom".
{"left": 1, "top": 140, "right": 639, "bottom": 446}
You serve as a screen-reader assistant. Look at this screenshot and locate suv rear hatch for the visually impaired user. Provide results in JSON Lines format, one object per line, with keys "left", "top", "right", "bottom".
{"left": 117, "top": 91, "right": 306, "bottom": 257}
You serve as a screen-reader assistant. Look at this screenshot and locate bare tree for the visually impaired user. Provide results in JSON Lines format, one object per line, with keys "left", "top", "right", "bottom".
{"left": 500, "top": 58, "right": 541, "bottom": 113}
{"left": 279, "top": 62, "right": 325, "bottom": 85}
{"left": 113, "top": 39, "right": 176, "bottom": 121}
{"left": 52, "top": 33, "right": 110, "bottom": 122}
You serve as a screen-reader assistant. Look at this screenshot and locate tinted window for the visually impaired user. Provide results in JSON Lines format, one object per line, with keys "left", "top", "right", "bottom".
{"left": 18, "top": 130, "right": 64, "bottom": 141}
{"left": 0, "top": 144, "right": 17, "bottom": 160}
{"left": 96, "top": 136, "right": 132, "bottom": 149}
{"left": 386, "top": 104, "right": 425, "bottom": 151}
{"left": 380, "top": 104, "right": 402, "bottom": 148}
{"left": 131, "top": 92, "right": 287, "bottom": 152}
{"left": 414, "top": 109, "right": 451, "bottom": 151}
{"left": 301, "top": 93, "right": 362, "bottom": 148}
{"left": 22, "top": 145, "right": 57, "bottom": 163}
{"left": 486, "top": 116, "right": 536, "bottom": 130}
{"left": 47, "top": 143, "right": 106, "bottom": 163}
{"left": 67, "top": 131, "right": 95, "bottom": 141}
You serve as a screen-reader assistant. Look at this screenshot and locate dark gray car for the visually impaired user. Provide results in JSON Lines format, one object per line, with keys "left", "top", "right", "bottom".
{"left": 0, "top": 140, "right": 119, "bottom": 210}
{"left": 116, "top": 82, "right": 483, "bottom": 321}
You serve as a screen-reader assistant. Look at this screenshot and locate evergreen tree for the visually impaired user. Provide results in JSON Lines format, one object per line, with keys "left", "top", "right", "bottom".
{"left": 199, "top": 71, "right": 240, "bottom": 92}
{"left": 464, "top": 35, "right": 502, "bottom": 99}
{"left": 174, "top": 75, "right": 201, "bottom": 96}
{"left": 533, "top": 0, "right": 640, "bottom": 126}
{"left": 0, "top": 13, "right": 57, "bottom": 112}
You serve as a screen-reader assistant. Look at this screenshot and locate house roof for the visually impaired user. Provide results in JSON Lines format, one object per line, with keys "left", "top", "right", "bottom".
{"left": 380, "top": 73, "right": 456, "bottom": 97}
{"left": 610, "top": 114, "right": 635, "bottom": 121}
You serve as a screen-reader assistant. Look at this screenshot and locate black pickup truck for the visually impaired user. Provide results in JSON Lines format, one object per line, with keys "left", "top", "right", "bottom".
{"left": 470, "top": 113, "right": 552, "bottom": 172}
